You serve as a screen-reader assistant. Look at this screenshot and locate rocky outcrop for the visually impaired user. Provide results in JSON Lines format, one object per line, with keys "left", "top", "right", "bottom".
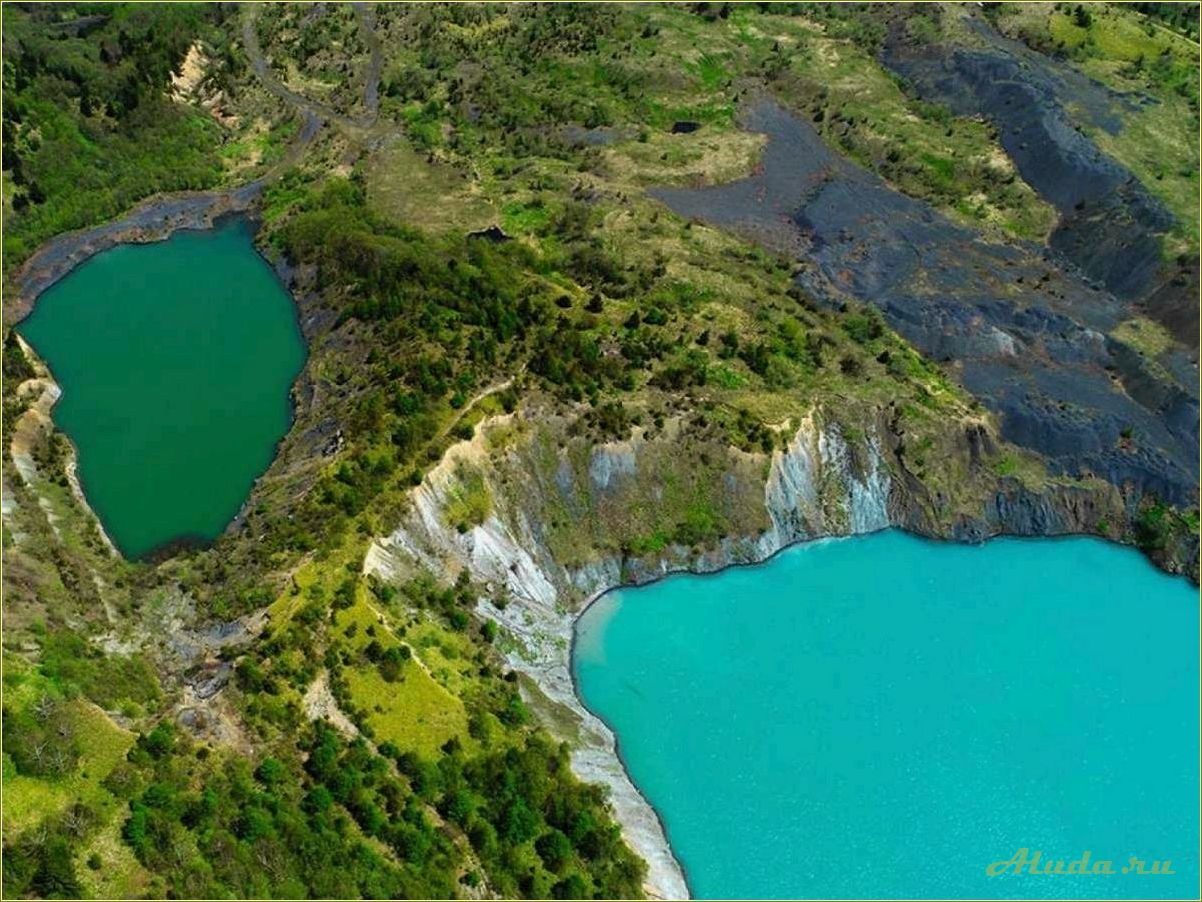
{"left": 6, "top": 186, "right": 266, "bottom": 326}
{"left": 361, "top": 399, "right": 1182, "bottom": 900}
{"left": 303, "top": 671, "right": 360, "bottom": 738}
{"left": 6, "top": 337, "right": 118, "bottom": 556}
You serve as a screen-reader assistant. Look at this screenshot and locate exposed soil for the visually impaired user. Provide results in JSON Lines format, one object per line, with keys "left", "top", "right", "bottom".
{"left": 879, "top": 12, "right": 1197, "bottom": 349}
{"left": 302, "top": 670, "right": 360, "bottom": 737}
{"left": 651, "top": 98, "right": 1198, "bottom": 507}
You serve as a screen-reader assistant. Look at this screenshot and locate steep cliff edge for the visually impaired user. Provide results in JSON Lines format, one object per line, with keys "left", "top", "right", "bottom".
{"left": 362, "top": 395, "right": 1191, "bottom": 899}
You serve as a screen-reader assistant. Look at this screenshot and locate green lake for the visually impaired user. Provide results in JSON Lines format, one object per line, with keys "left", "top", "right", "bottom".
{"left": 18, "top": 218, "right": 305, "bottom": 559}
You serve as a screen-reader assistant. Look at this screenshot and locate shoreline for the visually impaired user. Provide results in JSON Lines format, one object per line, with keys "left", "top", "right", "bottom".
{"left": 6, "top": 182, "right": 265, "bottom": 327}
{"left": 8, "top": 335, "right": 119, "bottom": 558}
{"left": 567, "top": 577, "right": 701, "bottom": 900}
{"left": 565, "top": 527, "right": 1200, "bottom": 902}
{"left": 12, "top": 213, "right": 310, "bottom": 565}
{"left": 563, "top": 525, "right": 1199, "bottom": 900}
{"left": 59, "top": 415, "right": 120, "bottom": 561}
{"left": 369, "top": 408, "right": 1198, "bottom": 901}
{"left": 5, "top": 105, "right": 322, "bottom": 329}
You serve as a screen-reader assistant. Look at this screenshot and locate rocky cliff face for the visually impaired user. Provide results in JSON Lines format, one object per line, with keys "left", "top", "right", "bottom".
{"left": 362, "top": 397, "right": 1193, "bottom": 900}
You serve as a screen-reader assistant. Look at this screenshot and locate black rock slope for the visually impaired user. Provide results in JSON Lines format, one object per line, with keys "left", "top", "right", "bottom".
{"left": 879, "top": 13, "right": 1196, "bottom": 346}
{"left": 651, "top": 99, "right": 1198, "bottom": 508}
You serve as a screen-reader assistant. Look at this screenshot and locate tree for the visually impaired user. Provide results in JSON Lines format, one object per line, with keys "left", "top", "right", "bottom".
{"left": 255, "top": 757, "right": 286, "bottom": 787}
{"left": 31, "top": 837, "right": 82, "bottom": 899}
{"left": 536, "top": 828, "right": 573, "bottom": 872}
{"left": 552, "top": 872, "right": 590, "bottom": 899}
{"left": 378, "top": 646, "right": 410, "bottom": 682}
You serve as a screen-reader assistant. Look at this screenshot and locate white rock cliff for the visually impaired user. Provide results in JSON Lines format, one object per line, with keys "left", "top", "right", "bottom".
{"left": 364, "top": 411, "right": 895, "bottom": 900}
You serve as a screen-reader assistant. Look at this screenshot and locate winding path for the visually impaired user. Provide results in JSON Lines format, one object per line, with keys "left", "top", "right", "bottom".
{"left": 240, "top": 3, "right": 383, "bottom": 133}
{"left": 434, "top": 377, "right": 515, "bottom": 443}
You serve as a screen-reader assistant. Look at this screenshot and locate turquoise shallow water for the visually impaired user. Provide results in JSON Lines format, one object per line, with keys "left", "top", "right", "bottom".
{"left": 18, "top": 218, "right": 305, "bottom": 559}
{"left": 574, "top": 531, "right": 1199, "bottom": 899}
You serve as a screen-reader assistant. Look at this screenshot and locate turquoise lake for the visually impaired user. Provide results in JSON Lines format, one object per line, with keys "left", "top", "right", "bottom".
{"left": 574, "top": 531, "right": 1200, "bottom": 899}
{"left": 18, "top": 218, "right": 305, "bottom": 559}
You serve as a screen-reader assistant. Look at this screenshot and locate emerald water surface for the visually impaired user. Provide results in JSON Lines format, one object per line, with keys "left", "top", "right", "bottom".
{"left": 19, "top": 218, "right": 304, "bottom": 559}
{"left": 574, "top": 531, "right": 1199, "bottom": 899}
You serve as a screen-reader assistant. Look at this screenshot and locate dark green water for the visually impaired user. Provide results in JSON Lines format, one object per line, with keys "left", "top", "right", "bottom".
{"left": 18, "top": 218, "right": 305, "bottom": 559}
